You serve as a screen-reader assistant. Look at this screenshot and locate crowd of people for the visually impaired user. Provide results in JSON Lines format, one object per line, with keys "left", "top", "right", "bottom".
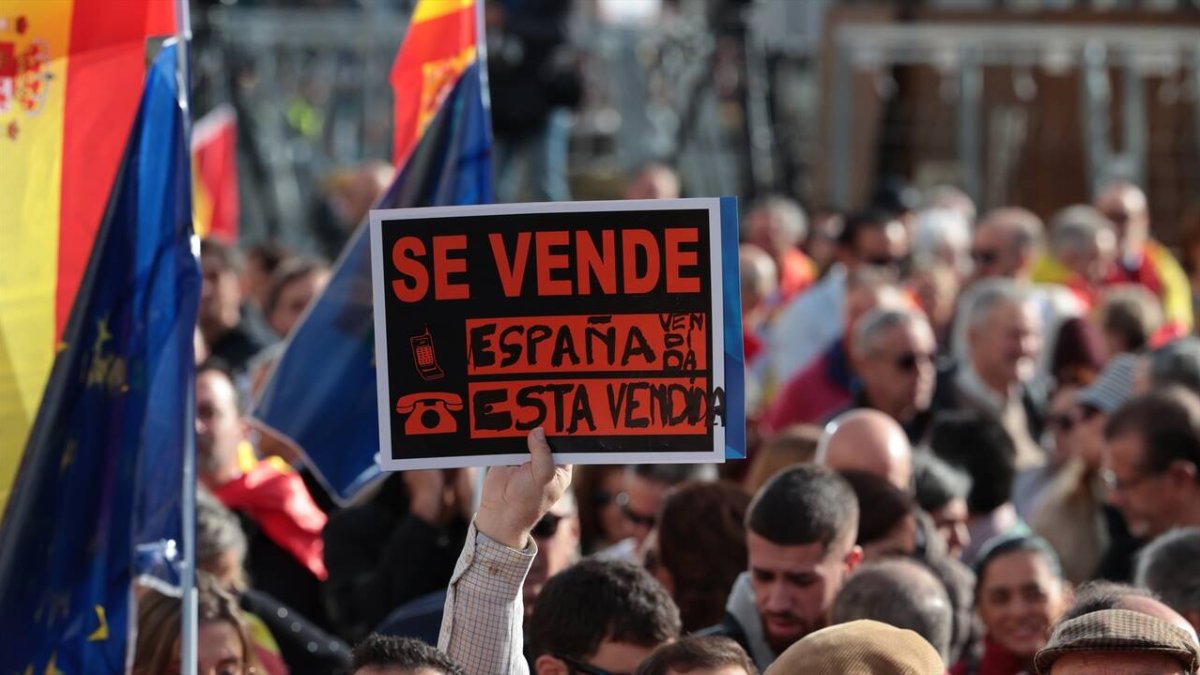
{"left": 136, "top": 171, "right": 1200, "bottom": 675}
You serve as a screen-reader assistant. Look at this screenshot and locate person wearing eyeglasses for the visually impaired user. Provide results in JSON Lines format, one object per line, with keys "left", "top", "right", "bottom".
{"left": 760, "top": 269, "right": 906, "bottom": 437}
{"left": 601, "top": 463, "right": 716, "bottom": 562}
{"left": 1095, "top": 181, "right": 1193, "bottom": 335}
{"left": 767, "top": 209, "right": 909, "bottom": 387}
{"left": 523, "top": 491, "right": 581, "bottom": 621}
{"left": 1027, "top": 355, "right": 1137, "bottom": 585}
{"left": 836, "top": 307, "right": 939, "bottom": 444}
{"left": 970, "top": 208, "right": 1044, "bottom": 286}
{"left": 1100, "top": 387, "right": 1200, "bottom": 581}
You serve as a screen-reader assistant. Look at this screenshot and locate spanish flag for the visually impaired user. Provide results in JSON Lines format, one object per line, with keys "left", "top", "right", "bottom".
{"left": 192, "top": 103, "right": 239, "bottom": 244}
{"left": 0, "top": 1, "right": 174, "bottom": 515}
{"left": 252, "top": 0, "right": 493, "bottom": 502}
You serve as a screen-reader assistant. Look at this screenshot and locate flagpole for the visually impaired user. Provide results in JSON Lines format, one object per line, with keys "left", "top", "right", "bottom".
{"left": 174, "top": 2, "right": 198, "bottom": 675}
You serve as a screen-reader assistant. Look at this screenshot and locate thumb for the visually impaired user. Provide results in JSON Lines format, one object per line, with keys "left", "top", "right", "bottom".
{"left": 527, "top": 426, "right": 554, "bottom": 482}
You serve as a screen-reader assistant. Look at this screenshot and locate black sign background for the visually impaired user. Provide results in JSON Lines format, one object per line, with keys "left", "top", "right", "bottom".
{"left": 376, "top": 207, "right": 720, "bottom": 462}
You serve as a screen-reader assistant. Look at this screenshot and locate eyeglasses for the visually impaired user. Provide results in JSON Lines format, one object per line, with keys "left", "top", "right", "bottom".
{"left": 970, "top": 248, "right": 1000, "bottom": 266}
{"left": 893, "top": 351, "right": 934, "bottom": 372}
{"left": 557, "top": 655, "right": 631, "bottom": 675}
{"left": 616, "top": 493, "right": 657, "bottom": 529}
{"left": 532, "top": 512, "right": 564, "bottom": 539}
{"left": 1102, "top": 468, "right": 1155, "bottom": 493}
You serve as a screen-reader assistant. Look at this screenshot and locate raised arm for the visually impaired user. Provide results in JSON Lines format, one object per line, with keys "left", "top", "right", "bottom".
{"left": 438, "top": 428, "right": 572, "bottom": 675}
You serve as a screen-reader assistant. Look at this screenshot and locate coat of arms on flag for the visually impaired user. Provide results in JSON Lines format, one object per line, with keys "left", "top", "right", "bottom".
{"left": 0, "top": 13, "right": 51, "bottom": 135}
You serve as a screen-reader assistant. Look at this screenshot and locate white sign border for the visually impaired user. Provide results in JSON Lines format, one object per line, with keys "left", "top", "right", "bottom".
{"left": 369, "top": 198, "right": 727, "bottom": 470}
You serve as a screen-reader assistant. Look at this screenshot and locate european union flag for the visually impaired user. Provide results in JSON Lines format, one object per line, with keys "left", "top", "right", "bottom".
{"left": 251, "top": 20, "right": 494, "bottom": 502}
{"left": 0, "top": 42, "right": 199, "bottom": 671}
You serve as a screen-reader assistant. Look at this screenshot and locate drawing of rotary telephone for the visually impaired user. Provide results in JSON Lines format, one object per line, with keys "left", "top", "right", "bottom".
{"left": 396, "top": 392, "right": 463, "bottom": 435}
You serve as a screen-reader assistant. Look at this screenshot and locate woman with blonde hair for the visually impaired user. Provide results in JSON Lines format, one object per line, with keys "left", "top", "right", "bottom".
{"left": 133, "top": 574, "right": 259, "bottom": 675}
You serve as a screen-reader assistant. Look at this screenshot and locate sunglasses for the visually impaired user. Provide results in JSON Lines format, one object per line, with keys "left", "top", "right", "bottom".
{"left": 970, "top": 249, "right": 1000, "bottom": 265}
{"left": 557, "top": 655, "right": 631, "bottom": 675}
{"left": 532, "top": 512, "right": 564, "bottom": 539}
{"left": 893, "top": 351, "right": 933, "bottom": 372}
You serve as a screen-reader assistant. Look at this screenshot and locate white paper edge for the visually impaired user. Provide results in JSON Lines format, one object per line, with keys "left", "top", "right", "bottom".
{"left": 370, "top": 198, "right": 728, "bottom": 470}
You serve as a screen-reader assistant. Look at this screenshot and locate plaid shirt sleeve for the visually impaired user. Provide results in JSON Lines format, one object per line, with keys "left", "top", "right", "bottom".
{"left": 438, "top": 520, "right": 536, "bottom": 675}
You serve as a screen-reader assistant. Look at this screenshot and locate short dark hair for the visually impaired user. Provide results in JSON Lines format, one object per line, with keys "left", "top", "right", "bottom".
{"left": 839, "top": 470, "right": 914, "bottom": 547}
{"left": 1060, "top": 581, "right": 1160, "bottom": 623}
{"left": 1106, "top": 387, "right": 1200, "bottom": 478}
{"left": 913, "top": 452, "right": 972, "bottom": 513}
{"left": 635, "top": 636, "right": 756, "bottom": 675}
{"left": 746, "top": 464, "right": 858, "bottom": 549}
{"left": 837, "top": 208, "right": 898, "bottom": 249}
{"left": 350, "top": 635, "right": 465, "bottom": 675}
{"left": 974, "top": 534, "right": 1063, "bottom": 595}
{"left": 528, "top": 558, "right": 681, "bottom": 662}
{"left": 928, "top": 410, "right": 1016, "bottom": 515}
{"left": 200, "top": 237, "right": 244, "bottom": 274}
{"left": 196, "top": 358, "right": 242, "bottom": 412}
{"left": 832, "top": 559, "right": 953, "bottom": 661}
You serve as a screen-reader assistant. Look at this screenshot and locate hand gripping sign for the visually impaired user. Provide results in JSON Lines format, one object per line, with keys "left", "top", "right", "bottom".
{"left": 369, "top": 199, "right": 745, "bottom": 470}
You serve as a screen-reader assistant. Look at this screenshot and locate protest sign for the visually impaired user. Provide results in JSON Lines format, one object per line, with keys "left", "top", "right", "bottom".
{"left": 368, "top": 198, "right": 743, "bottom": 470}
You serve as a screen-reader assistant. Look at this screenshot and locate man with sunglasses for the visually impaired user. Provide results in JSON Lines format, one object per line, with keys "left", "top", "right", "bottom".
{"left": 1101, "top": 387, "right": 1200, "bottom": 581}
{"left": 523, "top": 492, "right": 580, "bottom": 621}
{"left": 1095, "top": 181, "right": 1193, "bottom": 334}
{"left": 837, "top": 307, "right": 938, "bottom": 444}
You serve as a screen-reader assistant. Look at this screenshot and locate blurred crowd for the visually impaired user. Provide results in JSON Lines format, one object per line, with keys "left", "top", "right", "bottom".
{"left": 135, "top": 167, "right": 1200, "bottom": 675}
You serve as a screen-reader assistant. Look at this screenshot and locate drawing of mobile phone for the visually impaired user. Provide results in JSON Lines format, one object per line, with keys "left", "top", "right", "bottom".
{"left": 411, "top": 327, "right": 445, "bottom": 381}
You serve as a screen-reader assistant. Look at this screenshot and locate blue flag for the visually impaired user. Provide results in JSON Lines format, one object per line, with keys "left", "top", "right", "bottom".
{"left": 251, "top": 58, "right": 494, "bottom": 502}
{"left": 0, "top": 42, "right": 199, "bottom": 671}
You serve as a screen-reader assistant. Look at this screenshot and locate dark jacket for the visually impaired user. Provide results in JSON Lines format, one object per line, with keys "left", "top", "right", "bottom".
{"left": 322, "top": 474, "right": 469, "bottom": 642}
{"left": 930, "top": 364, "right": 1047, "bottom": 441}
{"left": 241, "top": 588, "right": 351, "bottom": 674}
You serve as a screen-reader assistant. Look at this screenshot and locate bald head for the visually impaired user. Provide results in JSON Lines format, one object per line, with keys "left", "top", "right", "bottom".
{"left": 1095, "top": 181, "right": 1150, "bottom": 256}
{"left": 817, "top": 409, "right": 913, "bottom": 490}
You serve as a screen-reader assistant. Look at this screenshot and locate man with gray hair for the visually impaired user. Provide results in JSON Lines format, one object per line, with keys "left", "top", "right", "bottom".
{"left": 969, "top": 207, "right": 1044, "bottom": 284}
{"left": 934, "top": 279, "right": 1047, "bottom": 469}
{"left": 836, "top": 306, "right": 939, "bottom": 443}
{"left": 1047, "top": 205, "right": 1118, "bottom": 299}
{"left": 831, "top": 558, "right": 953, "bottom": 661}
{"left": 1137, "top": 528, "right": 1200, "bottom": 633}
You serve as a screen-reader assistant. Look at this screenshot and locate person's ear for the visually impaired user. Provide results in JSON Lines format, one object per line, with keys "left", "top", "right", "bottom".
{"left": 1169, "top": 460, "right": 1198, "bottom": 489}
{"left": 844, "top": 545, "right": 864, "bottom": 574}
{"left": 534, "top": 655, "right": 570, "bottom": 675}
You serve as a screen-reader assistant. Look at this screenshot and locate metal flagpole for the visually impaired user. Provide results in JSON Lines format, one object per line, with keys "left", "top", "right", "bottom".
{"left": 174, "top": 1, "right": 198, "bottom": 674}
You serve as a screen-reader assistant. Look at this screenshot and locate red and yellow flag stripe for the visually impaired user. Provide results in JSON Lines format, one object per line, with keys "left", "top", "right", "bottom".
{"left": 0, "top": 0, "right": 173, "bottom": 514}
{"left": 390, "top": 0, "right": 478, "bottom": 167}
